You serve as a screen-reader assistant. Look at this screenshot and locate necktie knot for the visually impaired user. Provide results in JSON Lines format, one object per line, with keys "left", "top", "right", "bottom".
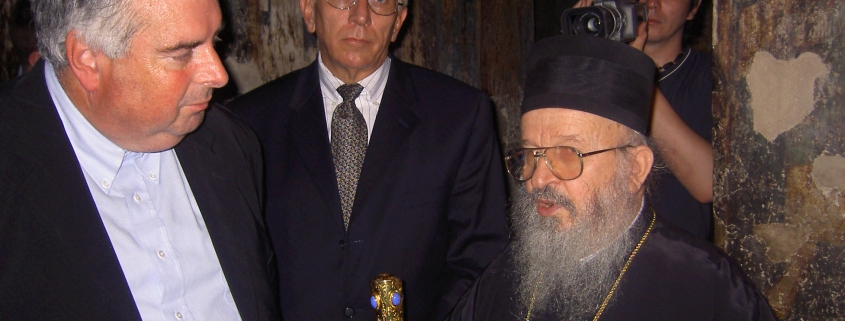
{"left": 337, "top": 84, "right": 364, "bottom": 102}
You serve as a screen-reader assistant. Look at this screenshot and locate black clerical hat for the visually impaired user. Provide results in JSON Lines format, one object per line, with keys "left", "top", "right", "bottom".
{"left": 521, "top": 35, "right": 655, "bottom": 134}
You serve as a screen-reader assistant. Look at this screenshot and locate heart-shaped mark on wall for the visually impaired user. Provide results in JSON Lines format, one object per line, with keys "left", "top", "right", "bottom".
{"left": 746, "top": 51, "right": 828, "bottom": 142}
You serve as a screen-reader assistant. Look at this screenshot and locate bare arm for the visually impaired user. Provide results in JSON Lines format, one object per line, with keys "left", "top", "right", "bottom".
{"left": 650, "top": 88, "right": 713, "bottom": 202}
{"left": 631, "top": 19, "right": 714, "bottom": 202}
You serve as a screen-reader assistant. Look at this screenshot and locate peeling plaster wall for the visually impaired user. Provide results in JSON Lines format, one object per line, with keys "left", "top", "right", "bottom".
{"left": 747, "top": 51, "right": 828, "bottom": 142}
{"left": 221, "top": 0, "right": 319, "bottom": 91}
{"left": 713, "top": 0, "right": 845, "bottom": 319}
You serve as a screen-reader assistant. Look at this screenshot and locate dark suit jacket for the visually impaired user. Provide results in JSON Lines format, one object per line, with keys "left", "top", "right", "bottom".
{"left": 229, "top": 58, "right": 510, "bottom": 320}
{"left": 0, "top": 62, "right": 281, "bottom": 321}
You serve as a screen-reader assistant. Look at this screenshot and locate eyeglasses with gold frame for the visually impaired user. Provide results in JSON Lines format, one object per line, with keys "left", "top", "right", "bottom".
{"left": 504, "top": 145, "right": 632, "bottom": 181}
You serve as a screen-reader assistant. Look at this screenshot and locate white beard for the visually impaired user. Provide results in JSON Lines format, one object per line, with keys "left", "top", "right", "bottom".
{"left": 511, "top": 169, "right": 644, "bottom": 320}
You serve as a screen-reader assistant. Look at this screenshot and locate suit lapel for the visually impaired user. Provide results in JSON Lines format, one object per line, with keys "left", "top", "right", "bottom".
{"left": 288, "top": 59, "right": 420, "bottom": 229}
{"left": 175, "top": 117, "right": 261, "bottom": 321}
{"left": 351, "top": 59, "right": 420, "bottom": 221}
{"left": 14, "top": 62, "right": 141, "bottom": 319}
{"left": 287, "top": 61, "right": 346, "bottom": 229}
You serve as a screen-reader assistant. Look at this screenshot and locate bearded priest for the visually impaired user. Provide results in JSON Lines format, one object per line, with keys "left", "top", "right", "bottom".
{"left": 449, "top": 35, "right": 776, "bottom": 321}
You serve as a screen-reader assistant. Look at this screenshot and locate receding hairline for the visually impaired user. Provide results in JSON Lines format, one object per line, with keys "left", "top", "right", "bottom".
{"left": 155, "top": 22, "right": 224, "bottom": 54}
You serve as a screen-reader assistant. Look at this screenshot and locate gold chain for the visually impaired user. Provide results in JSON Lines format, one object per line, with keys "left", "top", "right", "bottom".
{"left": 524, "top": 211, "right": 657, "bottom": 321}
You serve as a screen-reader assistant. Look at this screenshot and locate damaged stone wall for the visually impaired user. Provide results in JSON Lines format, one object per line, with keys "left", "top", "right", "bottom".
{"left": 712, "top": 0, "right": 845, "bottom": 319}
{"left": 218, "top": 0, "right": 319, "bottom": 94}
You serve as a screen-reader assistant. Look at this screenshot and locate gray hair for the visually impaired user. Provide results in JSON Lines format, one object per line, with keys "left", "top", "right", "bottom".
{"left": 31, "top": 0, "right": 141, "bottom": 68}
{"left": 617, "top": 127, "right": 665, "bottom": 197}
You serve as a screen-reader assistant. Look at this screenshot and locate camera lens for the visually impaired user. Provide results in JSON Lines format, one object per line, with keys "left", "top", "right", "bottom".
{"left": 576, "top": 13, "right": 603, "bottom": 36}
{"left": 585, "top": 16, "right": 601, "bottom": 33}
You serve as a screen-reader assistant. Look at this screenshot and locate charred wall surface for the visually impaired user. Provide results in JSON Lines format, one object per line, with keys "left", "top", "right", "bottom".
{"left": 713, "top": 0, "right": 845, "bottom": 319}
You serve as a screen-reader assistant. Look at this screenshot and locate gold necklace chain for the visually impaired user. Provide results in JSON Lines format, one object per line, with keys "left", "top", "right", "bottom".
{"left": 524, "top": 211, "right": 657, "bottom": 321}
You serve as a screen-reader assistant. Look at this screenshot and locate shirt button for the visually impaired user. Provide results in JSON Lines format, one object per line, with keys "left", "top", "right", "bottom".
{"left": 175, "top": 311, "right": 183, "bottom": 319}
{"left": 133, "top": 194, "right": 141, "bottom": 202}
{"left": 158, "top": 250, "right": 166, "bottom": 258}
{"left": 102, "top": 180, "right": 110, "bottom": 188}
{"left": 149, "top": 173, "right": 156, "bottom": 179}
{"left": 339, "top": 239, "right": 346, "bottom": 250}
{"left": 344, "top": 307, "right": 354, "bottom": 317}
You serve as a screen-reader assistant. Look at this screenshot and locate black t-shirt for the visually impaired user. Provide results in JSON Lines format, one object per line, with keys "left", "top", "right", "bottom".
{"left": 650, "top": 48, "right": 714, "bottom": 240}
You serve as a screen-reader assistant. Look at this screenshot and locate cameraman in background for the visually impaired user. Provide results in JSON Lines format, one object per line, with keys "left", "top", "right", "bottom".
{"left": 642, "top": 0, "right": 714, "bottom": 241}
{"left": 576, "top": 0, "right": 714, "bottom": 241}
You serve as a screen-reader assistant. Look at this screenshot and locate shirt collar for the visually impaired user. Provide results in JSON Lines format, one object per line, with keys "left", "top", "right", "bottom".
{"left": 658, "top": 47, "right": 691, "bottom": 82}
{"left": 46, "top": 61, "right": 161, "bottom": 193}
{"left": 317, "top": 53, "right": 391, "bottom": 103}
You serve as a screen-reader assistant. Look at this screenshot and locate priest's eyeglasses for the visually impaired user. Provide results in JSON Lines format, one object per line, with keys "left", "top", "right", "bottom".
{"left": 505, "top": 145, "right": 633, "bottom": 182}
{"left": 325, "top": 0, "right": 405, "bottom": 16}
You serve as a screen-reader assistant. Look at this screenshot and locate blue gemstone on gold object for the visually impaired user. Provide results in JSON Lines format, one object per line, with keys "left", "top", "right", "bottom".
{"left": 391, "top": 293, "right": 401, "bottom": 306}
{"left": 371, "top": 296, "right": 378, "bottom": 309}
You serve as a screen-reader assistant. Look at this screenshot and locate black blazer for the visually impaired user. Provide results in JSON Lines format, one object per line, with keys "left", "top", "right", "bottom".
{"left": 229, "top": 58, "right": 510, "bottom": 320}
{"left": 0, "top": 62, "right": 280, "bottom": 321}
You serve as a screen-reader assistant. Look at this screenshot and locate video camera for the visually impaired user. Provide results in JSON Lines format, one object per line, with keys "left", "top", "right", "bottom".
{"left": 560, "top": 0, "right": 649, "bottom": 43}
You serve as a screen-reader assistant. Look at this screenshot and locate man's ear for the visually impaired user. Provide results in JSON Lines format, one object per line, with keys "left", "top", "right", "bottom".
{"left": 687, "top": 0, "right": 702, "bottom": 20}
{"left": 628, "top": 144, "right": 654, "bottom": 193}
{"left": 390, "top": 6, "right": 409, "bottom": 42}
{"left": 300, "top": 0, "right": 316, "bottom": 33}
{"left": 65, "top": 30, "right": 101, "bottom": 92}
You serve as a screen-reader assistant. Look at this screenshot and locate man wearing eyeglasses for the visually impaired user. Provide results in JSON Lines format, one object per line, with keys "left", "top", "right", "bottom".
{"left": 228, "top": 0, "right": 509, "bottom": 320}
{"left": 449, "top": 36, "right": 775, "bottom": 321}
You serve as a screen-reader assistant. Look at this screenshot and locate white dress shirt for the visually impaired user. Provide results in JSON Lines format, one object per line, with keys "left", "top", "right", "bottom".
{"left": 318, "top": 54, "right": 391, "bottom": 143}
{"left": 46, "top": 62, "right": 241, "bottom": 321}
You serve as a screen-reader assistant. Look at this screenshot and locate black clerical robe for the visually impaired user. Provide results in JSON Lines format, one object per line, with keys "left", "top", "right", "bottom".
{"left": 450, "top": 212, "right": 777, "bottom": 321}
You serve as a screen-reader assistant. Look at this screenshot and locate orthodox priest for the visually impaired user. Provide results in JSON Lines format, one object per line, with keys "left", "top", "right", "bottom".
{"left": 449, "top": 35, "right": 776, "bottom": 321}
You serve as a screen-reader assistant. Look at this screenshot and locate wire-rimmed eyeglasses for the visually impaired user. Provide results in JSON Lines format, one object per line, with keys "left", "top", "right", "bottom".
{"left": 324, "top": 0, "right": 405, "bottom": 16}
{"left": 504, "top": 145, "right": 633, "bottom": 182}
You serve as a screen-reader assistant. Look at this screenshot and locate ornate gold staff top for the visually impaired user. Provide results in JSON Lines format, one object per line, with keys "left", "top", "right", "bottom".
{"left": 371, "top": 274, "right": 404, "bottom": 321}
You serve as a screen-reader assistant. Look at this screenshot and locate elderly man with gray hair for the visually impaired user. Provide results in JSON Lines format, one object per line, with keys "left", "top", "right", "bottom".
{"left": 0, "top": 0, "right": 279, "bottom": 319}
{"left": 450, "top": 35, "right": 775, "bottom": 321}
{"left": 228, "top": 0, "right": 510, "bottom": 319}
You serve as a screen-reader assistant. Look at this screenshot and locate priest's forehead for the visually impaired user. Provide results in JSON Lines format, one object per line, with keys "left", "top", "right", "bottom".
{"left": 521, "top": 108, "right": 629, "bottom": 149}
